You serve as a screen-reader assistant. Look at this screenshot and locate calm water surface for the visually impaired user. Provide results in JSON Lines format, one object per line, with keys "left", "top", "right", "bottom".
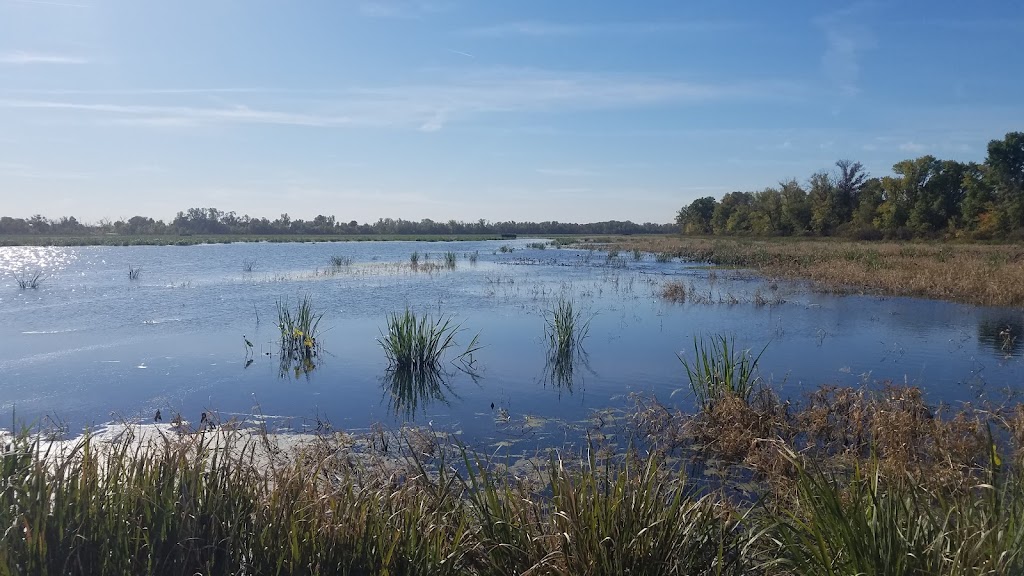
{"left": 1, "top": 240, "right": 1021, "bottom": 450}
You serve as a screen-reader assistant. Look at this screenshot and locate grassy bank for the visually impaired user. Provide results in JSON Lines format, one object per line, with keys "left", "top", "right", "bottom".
{"left": 596, "top": 235, "right": 1024, "bottom": 307}
{"left": 0, "top": 233, "right": 507, "bottom": 247}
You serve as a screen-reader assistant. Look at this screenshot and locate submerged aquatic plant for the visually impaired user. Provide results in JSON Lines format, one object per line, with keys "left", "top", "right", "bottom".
{"left": 679, "top": 334, "right": 766, "bottom": 408}
{"left": 379, "top": 308, "right": 480, "bottom": 373}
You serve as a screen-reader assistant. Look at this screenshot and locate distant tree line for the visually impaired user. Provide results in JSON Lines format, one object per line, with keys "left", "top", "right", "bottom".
{"left": 0, "top": 209, "right": 673, "bottom": 237}
{"left": 676, "top": 131, "right": 1024, "bottom": 240}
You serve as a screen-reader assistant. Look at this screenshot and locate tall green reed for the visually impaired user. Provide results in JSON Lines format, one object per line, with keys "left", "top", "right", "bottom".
{"left": 379, "top": 308, "right": 479, "bottom": 372}
{"left": 679, "top": 334, "right": 767, "bottom": 408}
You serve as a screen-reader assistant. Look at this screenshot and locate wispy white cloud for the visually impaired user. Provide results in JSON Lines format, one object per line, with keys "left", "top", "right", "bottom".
{"left": 0, "top": 68, "right": 801, "bottom": 131}
{"left": 817, "top": 5, "right": 876, "bottom": 99}
{"left": 466, "top": 20, "right": 745, "bottom": 37}
{"left": 445, "top": 48, "right": 475, "bottom": 59}
{"left": 899, "top": 141, "right": 926, "bottom": 153}
{"left": 0, "top": 99, "right": 352, "bottom": 127}
{"left": 6, "top": 0, "right": 91, "bottom": 7}
{"left": 0, "top": 162, "right": 91, "bottom": 180}
{"left": 0, "top": 51, "right": 87, "bottom": 65}
{"left": 358, "top": 1, "right": 449, "bottom": 19}
{"left": 536, "top": 167, "right": 599, "bottom": 177}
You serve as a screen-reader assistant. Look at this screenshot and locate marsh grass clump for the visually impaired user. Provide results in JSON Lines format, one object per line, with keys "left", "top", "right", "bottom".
{"left": 15, "top": 271, "right": 43, "bottom": 289}
{"left": 774, "top": 448, "right": 1024, "bottom": 576}
{"left": 444, "top": 251, "right": 457, "bottom": 269}
{"left": 544, "top": 297, "right": 592, "bottom": 390}
{"left": 680, "top": 334, "right": 767, "bottom": 408}
{"left": 632, "top": 248, "right": 643, "bottom": 261}
{"left": 498, "top": 245, "right": 514, "bottom": 253}
{"left": 241, "top": 259, "right": 257, "bottom": 272}
{"left": 526, "top": 242, "right": 547, "bottom": 250}
{"left": 545, "top": 297, "right": 590, "bottom": 360}
{"left": 655, "top": 252, "right": 674, "bottom": 263}
{"left": 379, "top": 308, "right": 479, "bottom": 373}
{"left": 276, "top": 295, "right": 323, "bottom": 368}
{"left": 467, "top": 251, "right": 479, "bottom": 264}
{"left": 661, "top": 281, "right": 687, "bottom": 303}
{"left": 329, "top": 254, "right": 352, "bottom": 267}
{"left": 128, "top": 265, "right": 142, "bottom": 280}
{"left": 410, "top": 251, "right": 420, "bottom": 266}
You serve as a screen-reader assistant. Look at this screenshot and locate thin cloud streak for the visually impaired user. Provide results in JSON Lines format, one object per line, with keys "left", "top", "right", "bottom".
{"left": 466, "top": 20, "right": 746, "bottom": 37}
{"left": 0, "top": 69, "right": 802, "bottom": 130}
{"left": 0, "top": 51, "right": 88, "bottom": 65}
{"left": 358, "top": 1, "right": 449, "bottom": 19}
{"left": 0, "top": 99, "right": 353, "bottom": 127}
{"left": 6, "top": 0, "right": 91, "bottom": 7}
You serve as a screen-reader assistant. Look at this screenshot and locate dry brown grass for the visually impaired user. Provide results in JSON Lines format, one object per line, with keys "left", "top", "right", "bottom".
{"left": 630, "top": 381, "right": 1011, "bottom": 497}
{"left": 602, "top": 236, "right": 1024, "bottom": 307}
{"left": 661, "top": 280, "right": 688, "bottom": 302}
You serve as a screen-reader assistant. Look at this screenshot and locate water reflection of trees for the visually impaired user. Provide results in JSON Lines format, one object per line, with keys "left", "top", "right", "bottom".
{"left": 381, "top": 366, "right": 460, "bottom": 419}
{"left": 978, "top": 316, "right": 1023, "bottom": 357}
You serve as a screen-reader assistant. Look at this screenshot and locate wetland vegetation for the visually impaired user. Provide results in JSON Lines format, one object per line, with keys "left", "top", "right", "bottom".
{"left": 3, "top": 340, "right": 1024, "bottom": 575}
{"left": 2, "top": 233, "right": 1023, "bottom": 575}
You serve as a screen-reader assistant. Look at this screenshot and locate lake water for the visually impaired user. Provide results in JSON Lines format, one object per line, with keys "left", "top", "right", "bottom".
{"left": 1, "top": 239, "right": 1022, "bottom": 451}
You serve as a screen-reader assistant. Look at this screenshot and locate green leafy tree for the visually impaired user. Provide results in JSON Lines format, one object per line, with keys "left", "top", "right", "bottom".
{"left": 676, "top": 196, "right": 717, "bottom": 234}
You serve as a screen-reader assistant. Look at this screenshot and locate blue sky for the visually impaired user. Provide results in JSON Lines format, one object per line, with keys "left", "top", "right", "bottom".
{"left": 1, "top": 0, "right": 1022, "bottom": 224}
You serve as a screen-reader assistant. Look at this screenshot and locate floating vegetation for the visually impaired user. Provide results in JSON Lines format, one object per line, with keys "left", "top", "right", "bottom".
{"left": 242, "top": 259, "right": 257, "bottom": 272}
{"left": 679, "top": 334, "right": 766, "bottom": 408}
{"left": 498, "top": 245, "right": 514, "bottom": 253}
{"left": 128, "top": 265, "right": 142, "bottom": 280}
{"left": 15, "top": 271, "right": 43, "bottom": 290}
{"left": 444, "top": 251, "right": 457, "bottom": 269}
{"left": 329, "top": 255, "right": 352, "bottom": 267}
{"left": 276, "top": 295, "right": 323, "bottom": 378}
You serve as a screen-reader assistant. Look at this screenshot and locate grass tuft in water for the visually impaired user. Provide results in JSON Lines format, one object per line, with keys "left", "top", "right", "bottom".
{"left": 329, "top": 254, "right": 352, "bottom": 267}
{"left": 679, "top": 334, "right": 767, "bottom": 408}
{"left": 128, "top": 265, "right": 142, "bottom": 280}
{"left": 276, "top": 295, "right": 323, "bottom": 363}
{"left": 15, "top": 271, "right": 43, "bottom": 289}
{"left": 241, "top": 259, "right": 257, "bottom": 272}
{"left": 444, "top": 251, "right": 457, "bottom": 269}
{"left": 379, "top": 308, "right": 479, "bottom": 373}
{"left": 545, "top": 297, "right": 590, "bottom": 366}
{"left": 467, "top": 251, "right": 479, "bottom": 264}
{"left": 410, "top": 251, "right": 420, "bottom": 266}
